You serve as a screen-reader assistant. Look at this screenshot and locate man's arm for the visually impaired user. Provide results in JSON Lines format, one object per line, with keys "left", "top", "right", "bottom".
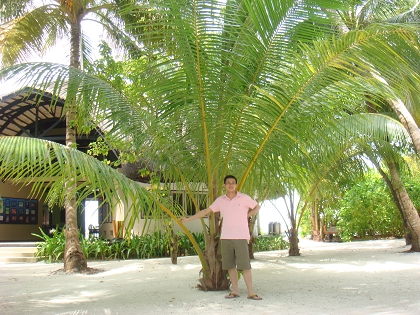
{"left": 180, "top": 207, "right": 212, "bottom": 223}
{"left": 248, "top": 204, "right": 260, "bottom": 217}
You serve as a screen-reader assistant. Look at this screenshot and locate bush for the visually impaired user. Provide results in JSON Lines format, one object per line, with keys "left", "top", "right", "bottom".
{"left": 254, "top": 235, "right": 289, "bottom": 252}
{"left": 32, "top": 227, "right": 65, "bottom": 262}
{"left": 33, "top": 229, "right": 289, "bottom": 262}
{"left": 337, "top": 172, "right": 405, "bottom": 241}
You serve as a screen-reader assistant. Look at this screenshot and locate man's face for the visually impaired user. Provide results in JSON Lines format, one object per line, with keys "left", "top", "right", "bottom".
{"left": 224, "top": 179, "right": 237, "bottom": 192}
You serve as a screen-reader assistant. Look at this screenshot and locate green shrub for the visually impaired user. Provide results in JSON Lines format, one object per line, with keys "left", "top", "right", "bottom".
{"left": 33, "top": 229, "right": 288, "bottom": 262}
{"left": 337, "top": 173, "right": 405, "bottom": 241}
{"left": 254, "top": 235, "right": 289, "bottom": 252}
{"left": 32, "top": 227, "right": 65, "bottom": 262}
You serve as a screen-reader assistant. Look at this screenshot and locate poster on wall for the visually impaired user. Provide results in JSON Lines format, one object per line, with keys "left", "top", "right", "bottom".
{"left": 0, "top": 197, "right": 38, "bottom": 224}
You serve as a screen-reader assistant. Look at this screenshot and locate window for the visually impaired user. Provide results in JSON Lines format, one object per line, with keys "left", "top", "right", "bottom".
{"left": 170, "top": 192, "right": 208, "bottom": 216}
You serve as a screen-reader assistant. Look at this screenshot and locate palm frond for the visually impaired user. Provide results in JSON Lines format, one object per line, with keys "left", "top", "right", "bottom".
{"left": 0, "top": 136, "right": 153, "bottom": 213}
{"left": 0, "top": 0, "right": 34, "bottom": 21}
{"left": 386, "top": 0, "right": 420, "bottom": 23}
{"left": 0, "top": 62, "right": 156, "bottom": 142}
{"left": 0, "top": 3, "right": 68, "bottom": 67}
{"left": 3, "top": 0, "right": 420, "bottom": 208}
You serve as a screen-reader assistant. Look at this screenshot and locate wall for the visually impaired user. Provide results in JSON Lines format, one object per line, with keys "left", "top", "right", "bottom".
{"left": 0, "top": 181, "right": 44, "bottom": 241}
{"left": 99, "top": 211, "right": 205, "bottom": 239}
{"left": 97, "top": 185, "right": 206, "bottom": 240}
{"left": 1, "top": 178, "right": 245, "bottom": 242}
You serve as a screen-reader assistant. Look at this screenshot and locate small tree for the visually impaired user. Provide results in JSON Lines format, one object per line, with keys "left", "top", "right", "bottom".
{"left": 338, "top": 171, "right": 405, "bottom": 241}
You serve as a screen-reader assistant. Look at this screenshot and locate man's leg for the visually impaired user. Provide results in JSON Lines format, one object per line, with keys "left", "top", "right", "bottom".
{"left": 228, "top": 268, "right": 239, "bottom": 295}
{"left": 242, "top": 269, "right": 255, "bottom": 297}
{"left": 222, "top": 240, "right": 239, "bottom": 297}
{"left": 243, "top": 269, "right": 262, "bottom": 299}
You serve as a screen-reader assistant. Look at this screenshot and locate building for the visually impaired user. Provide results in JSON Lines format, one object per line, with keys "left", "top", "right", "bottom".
{"left": 0, "top": 88, "right": 116, "bottom": 241}
{"left": 0, "top": 88, "right": 205, "bottom": 241}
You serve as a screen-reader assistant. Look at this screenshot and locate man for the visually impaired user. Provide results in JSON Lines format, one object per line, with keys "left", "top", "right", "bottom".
{"left": 180, "top": 175, "right": 262, "bottom": 300}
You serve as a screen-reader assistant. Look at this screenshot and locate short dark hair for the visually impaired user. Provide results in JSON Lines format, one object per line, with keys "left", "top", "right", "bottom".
{"left": 224, "top": 175, "right": 237, "bottom": 184}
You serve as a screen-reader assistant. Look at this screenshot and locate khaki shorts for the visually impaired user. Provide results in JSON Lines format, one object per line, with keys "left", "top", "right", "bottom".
{"left": 221, "top": 239, "right": 251, "bottom": 271}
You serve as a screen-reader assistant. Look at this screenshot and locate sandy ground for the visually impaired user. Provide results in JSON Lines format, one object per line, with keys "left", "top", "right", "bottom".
{"left": 1, "top": 238, "right": 419, "bottom": 315}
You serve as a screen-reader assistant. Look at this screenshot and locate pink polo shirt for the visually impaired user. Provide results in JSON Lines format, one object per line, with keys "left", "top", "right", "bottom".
{"left": 209, "top": 192, "right": 258, "bottom": 241}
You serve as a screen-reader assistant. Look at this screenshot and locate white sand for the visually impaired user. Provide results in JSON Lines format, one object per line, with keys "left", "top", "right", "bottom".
{"left": 1, "top": 238, "right": 419, "bottom": 315}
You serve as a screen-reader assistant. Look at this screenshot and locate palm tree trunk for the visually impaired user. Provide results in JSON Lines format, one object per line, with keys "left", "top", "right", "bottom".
{"left": 287, "top": 193, "right": 300, "bottom": 256}
{"left": 372, "top": 159, "right": 412, "bottom": 245}
{"left": 198, "top": 217, "right": 230, "bottom": 291}
{"left": 248, "top": 215, "right": 257, "bottom": 259}
{"left": 288, "top": 227, "right": 300, "bottom": 256}
{"left": 63, "top": 108, "right": 87, "bottom": 271}
{"left": 63, "top": 183, "right": 87, "bottom": 271}
{"left": 311, "top": 201, "right": 321, "bottom": 241}
{"left": 388, "top": 161, "right": 420, "bottom": 251}
{"left": 389, "top": 98, "right": 420, "bottom": 155}
{"left": 63, "top": 18, "right": 87, "bottom": 272}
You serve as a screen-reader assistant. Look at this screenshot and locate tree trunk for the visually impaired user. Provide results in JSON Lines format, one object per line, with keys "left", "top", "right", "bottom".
{"left": 64, "top": 191, "right": 87, "bottom": 272}
{"left": 389, "top": 98, "right": 420, "bottom": 156}
{"left": 288, "top": 227, "right": 300, "bottom": 256}
{"left": 196, "top": 213, "right": 230, "bottom": 290}
{"left": 63, "top": 18, "right": 87, "bottom": 272}
{"left": 197, "top": 233, "right": 230, "bottom": 291}
{"left": 64, "top": 106, "right": 87, "bottom": 272}
{"left": 373, "top": 160, "right": 412, "bottom": 245}
{"left": 388, "top": 161, "right": 420, "bottom": 251}
{"left": 311, "top": 201, "right": 321, "bottom": 241}
{"left": 387, "top": 98, "right": 420, "bottom": 249}
{"left": 170, "top": 231, "right": 178, "bottom": 265}
{"left": 248, "top": 216, "right": 257, "bottom": 259}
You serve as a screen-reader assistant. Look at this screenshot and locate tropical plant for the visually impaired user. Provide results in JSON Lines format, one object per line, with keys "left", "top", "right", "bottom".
{"left": 0, "top": 0, "right": 153, "bottom": 272}
{"left": 2, "top": 0, "right": 420, "bottom": 290}
{"left": 307, "top": 0, "right": 420, "bottom": 249}
{"left": 33, "top": 227, "right": 66, "bottom": 262}
{"left": 254, "top": 235, "right": 289, "bottom": 252}
{"left": 337, "top": 171, "right": 406, "bottom": 241}
{"left": 33, "top": 227, "right": 286, "bottom": 263}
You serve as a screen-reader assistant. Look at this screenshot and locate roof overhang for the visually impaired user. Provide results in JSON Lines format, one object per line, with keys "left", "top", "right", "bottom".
{"left": 0, "top": 88, "right": 65, "bottom": 138}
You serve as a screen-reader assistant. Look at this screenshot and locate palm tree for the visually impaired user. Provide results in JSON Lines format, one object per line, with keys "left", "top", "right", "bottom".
{"left": 329, "top": 0, "right": 420, "bottom": 250}
{"left": 113, "top": 0, "right": 420, "bottom": 282}
{"left": 366, "top": 152, "right": 419, "bottom": 245}
{"left": 2, "top": 0, "right": 420, "bottom": 288}
{"left": 332, "top": 0, "right": 420, "bottom": 153}
{"left": 294, "top": 112, "right": 416, "bottom": 241}
{"left": 0, "top": 0, "right": 149, "bottom": 272}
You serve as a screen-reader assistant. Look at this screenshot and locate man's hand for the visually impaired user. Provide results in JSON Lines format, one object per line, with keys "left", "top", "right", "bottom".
{"left": 179, "top": 217, "right": 189, "bottom": 223}
{"left": 179, "top": 208, "right": 210, "bottom": 223}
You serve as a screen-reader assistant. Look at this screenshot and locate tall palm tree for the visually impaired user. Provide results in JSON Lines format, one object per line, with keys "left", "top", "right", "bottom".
{"left": 329, "top": 0, "right": 420, "bottom": 250}
{"left": 332, "top": 0, "right": 420, "bottom": 153}
{"left": 293, "top": 112, "right": 417, "bottom": 242}
{"left": 0, "top": 0, "right": 149, "bottom": 272}
{"left": 2, "top": 0, "right": 420, "bottom": 287}
{"left": 366, "top": 145, "right": 420, "bottom": 249}
{"left": 114, "top": 0, "right": 420, "bottom": 283}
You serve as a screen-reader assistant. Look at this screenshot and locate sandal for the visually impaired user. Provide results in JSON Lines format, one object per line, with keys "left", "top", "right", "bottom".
{"left": 247, "top": 294, "right": 263, "bottom": 300}
{"left": 225, "top": 292, "right": 240, "bottom": 299}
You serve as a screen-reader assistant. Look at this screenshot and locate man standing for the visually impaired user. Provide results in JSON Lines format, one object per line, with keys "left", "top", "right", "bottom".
{"left": 180, "top": 175, "right": 262, "bottom": 300}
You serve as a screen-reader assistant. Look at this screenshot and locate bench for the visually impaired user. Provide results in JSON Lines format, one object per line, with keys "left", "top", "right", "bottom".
{"left": 325, "top": 226, "right": 339, "bottom": 242}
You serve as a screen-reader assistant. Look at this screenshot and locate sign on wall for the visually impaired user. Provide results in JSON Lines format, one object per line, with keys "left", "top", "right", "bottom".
{"left": 0, "top": 197, "right": 38, "bottom": 224}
